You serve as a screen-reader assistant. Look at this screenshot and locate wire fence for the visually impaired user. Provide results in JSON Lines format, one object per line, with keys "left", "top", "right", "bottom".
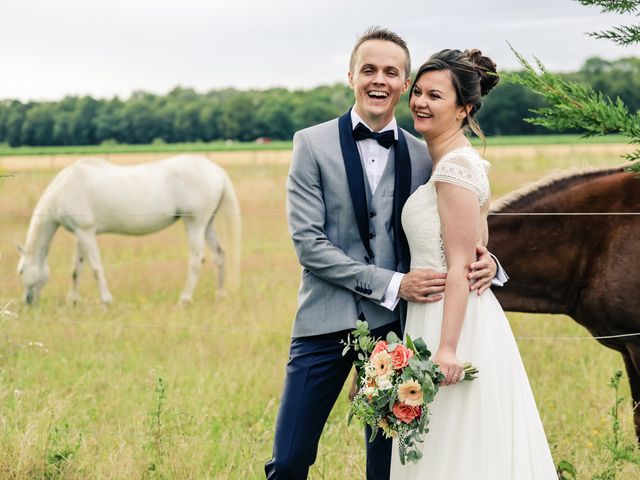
{"left": 2, "top": 301, "right": 640, "bottom": 342}
{"left": 2, "top": 211, "right": 640, "bottom": 218}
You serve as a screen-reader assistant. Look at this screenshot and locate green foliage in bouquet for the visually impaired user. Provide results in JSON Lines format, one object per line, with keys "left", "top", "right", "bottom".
{"left": 342, "top": 320, "right": 477, "bottom": 465}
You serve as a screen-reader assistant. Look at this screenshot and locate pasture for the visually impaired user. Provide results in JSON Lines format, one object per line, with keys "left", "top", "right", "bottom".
{"left": 0, "top": 143, "right": 638, "bottom": 479}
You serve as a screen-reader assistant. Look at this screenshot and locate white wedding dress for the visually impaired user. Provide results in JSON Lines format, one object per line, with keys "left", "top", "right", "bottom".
{"left": 390, "top": 147, "right": 557, "bottom": 479}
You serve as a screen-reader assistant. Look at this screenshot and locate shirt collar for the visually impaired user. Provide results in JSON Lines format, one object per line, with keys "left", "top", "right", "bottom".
{"left": 350, "top": 108, "right": 398, "bottom": 140}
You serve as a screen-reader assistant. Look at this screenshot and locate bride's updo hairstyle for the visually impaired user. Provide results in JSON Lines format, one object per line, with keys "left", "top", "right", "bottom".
{"left": 410, "top": 49, "right": 499, "bottom": 142}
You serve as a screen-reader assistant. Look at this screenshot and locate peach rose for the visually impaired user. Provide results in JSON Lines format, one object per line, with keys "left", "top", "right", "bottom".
{"left": 392, "top": 402, "right": 421, "bottom": 424}
{"left": 397, "top": 379, "right": 423, "bottom": 406}
{"left": 372, "top": 340, "right": 388, "bottom": 356}
{"left": 390, "top": 344, "right": 414, "bottom": 369}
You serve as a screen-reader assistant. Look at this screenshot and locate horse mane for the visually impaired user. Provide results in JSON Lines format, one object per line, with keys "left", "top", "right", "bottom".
{"left": 491, "top": 165, "right": 627, "bottom": 212}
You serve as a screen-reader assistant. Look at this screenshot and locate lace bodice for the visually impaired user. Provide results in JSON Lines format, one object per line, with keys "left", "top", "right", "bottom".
{"left": 401, "top": 147, "right": 490, "bottom": 271}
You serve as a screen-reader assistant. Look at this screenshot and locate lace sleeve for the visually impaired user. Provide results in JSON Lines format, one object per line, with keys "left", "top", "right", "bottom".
{"left": 431, "top": 150, "right": 490, "bottom": 205}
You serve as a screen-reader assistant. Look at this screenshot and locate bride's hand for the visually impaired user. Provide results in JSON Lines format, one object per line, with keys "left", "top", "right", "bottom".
{"left": 433, "top": 348, "right": 464, "bottom": 386}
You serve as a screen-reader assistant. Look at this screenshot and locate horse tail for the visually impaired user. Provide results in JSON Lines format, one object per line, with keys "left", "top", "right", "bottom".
{"left": 212, "top": 169, "right": 241, "bottom": 290}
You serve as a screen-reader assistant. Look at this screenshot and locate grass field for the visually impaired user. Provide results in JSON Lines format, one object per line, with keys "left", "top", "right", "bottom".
{"left": 0, "top": 142, "right": 638, "bottom": 479}
{"left": 0, "top": 141, "right": 295, "bottom": 157}
{"left": 0, "top": 133, "right": 631, "bottom": 157}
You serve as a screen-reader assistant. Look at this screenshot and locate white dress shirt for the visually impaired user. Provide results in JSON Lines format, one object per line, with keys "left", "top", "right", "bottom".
{"left": 350, "top": 110, "right": 403, "bottom": 310}
{"left": 350, "top": 110, "right": 397, "bottom": 194}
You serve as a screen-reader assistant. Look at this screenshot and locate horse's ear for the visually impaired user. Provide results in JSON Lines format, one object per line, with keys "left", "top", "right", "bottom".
{"left": 16, "top": 243, "right": 25, "bottom": 255}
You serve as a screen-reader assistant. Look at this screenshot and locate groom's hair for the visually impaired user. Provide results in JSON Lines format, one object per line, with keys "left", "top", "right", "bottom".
{"left": 350, "top": 26, "right": 411, "bottom": 79}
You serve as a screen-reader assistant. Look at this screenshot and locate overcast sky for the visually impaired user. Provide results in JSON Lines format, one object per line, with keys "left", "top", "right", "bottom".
{"left": 2, "top": 0, "right": 639, "bottom": 101}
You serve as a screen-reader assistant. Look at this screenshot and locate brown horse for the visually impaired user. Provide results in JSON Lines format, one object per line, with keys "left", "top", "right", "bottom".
{"left": 487, "top": 165, "right": 640, "bottom": 441}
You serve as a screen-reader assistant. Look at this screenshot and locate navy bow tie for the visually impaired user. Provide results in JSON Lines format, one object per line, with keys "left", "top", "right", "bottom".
{"left": 352, "top": 122, "right": 396, "bottom": 149}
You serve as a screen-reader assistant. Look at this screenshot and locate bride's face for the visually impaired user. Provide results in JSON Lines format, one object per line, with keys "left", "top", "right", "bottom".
{"left": 409, "top": 70, "right": 467, "bottom": 139}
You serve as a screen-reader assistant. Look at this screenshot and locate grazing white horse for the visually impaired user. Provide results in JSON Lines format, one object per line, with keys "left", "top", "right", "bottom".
{"left": 17, "top": 155, "right": 241, "bottom": 305}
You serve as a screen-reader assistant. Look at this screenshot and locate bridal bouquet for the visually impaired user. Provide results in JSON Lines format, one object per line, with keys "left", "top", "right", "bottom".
{"left": 342, "top": 320, "right": 478, "bottom": 465}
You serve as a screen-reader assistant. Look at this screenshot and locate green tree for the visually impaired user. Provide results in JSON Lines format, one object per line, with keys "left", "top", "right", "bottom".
{"left": 577, "top": 0, "right": 640, "bottom": 45}
{"left": 257, "top": 91, "right": 295, "bottom": 139}
{"left": 0, "top": 101, "right": 11, "bottom": 143}
{"left": 477, "top": 83, "right": 550, "bottom": 136}
{"left": 68, "top": 96, "right": 99, "bottom": 145}
{"left": 124, "top": 92, "right": 163, "bottom": 144}
{"left": 576, "top": 57, "right": 640, "bottom": 112}
{"left": 21, "top": 102, "right": 55, "bottom": 146}
{"left": 4, "top": 101, "right": 27, "bottom": 147}
{"left": 219, "top": 93, "right": 258, "bottom": 141}
{"left": 198, "top": 98, "right": 223, "bottom": 142}
{"left": 51, "top": 97, "right": 81, "bottom": 145}
{"left": 95, "top": 98, "right": 129, "bottom": 144}
{"left": 172, "top": 101, "right": 202, "bottom": 142}
{"left": 291, "top": 97, "right": 342, "bottom": 132}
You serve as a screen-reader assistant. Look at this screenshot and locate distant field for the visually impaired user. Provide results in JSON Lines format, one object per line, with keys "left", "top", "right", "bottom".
{"left": 0, "top": 134, "right": 631, "bottom": 157}
{"left": 0, "top": 140, "right": 294, "bottom": 157}
{"left": 0, "top": 144, "right": 638, "bottom": 478}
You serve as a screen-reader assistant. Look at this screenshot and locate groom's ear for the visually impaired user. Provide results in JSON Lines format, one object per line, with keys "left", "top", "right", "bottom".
{"left": 401, "top": 77, "right": 411, "bottom": 95}
{"left": 348, "top": 71, "right": 355, "bottom": 89}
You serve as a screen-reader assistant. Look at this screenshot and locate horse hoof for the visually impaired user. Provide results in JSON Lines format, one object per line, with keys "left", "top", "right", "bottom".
{"left": 178, "top": 296, "right": 192, "bottom": 307}
{"left": 67, "top": 294, "right": 80, "bottom": 305}
{"left": 101, "top": 296, "right": 113, "bottom": 306}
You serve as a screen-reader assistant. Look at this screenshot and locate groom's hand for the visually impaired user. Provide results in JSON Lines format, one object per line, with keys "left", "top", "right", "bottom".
{"left": 398, "top": 269, "right": 446, "bottom": 303}
{"left": 469, "top": 245, "right": 497, "bottom": 295}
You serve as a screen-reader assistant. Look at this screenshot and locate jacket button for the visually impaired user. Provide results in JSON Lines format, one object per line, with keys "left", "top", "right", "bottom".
{"left": 369, "top": 211, "right": 376, "bottom": 218}
{"left": 366, "top": 289, "right": 372, "bottom": 295}
{"left": 369, "top": 233, "right": 375, "bottom": 239}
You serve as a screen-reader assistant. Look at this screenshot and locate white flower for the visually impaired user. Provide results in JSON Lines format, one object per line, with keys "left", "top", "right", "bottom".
{"left": 377, "top": 377, "right": 393, "bottom": 390}
{"left": 363, "top": 386, "right": 378, "bottom": 397}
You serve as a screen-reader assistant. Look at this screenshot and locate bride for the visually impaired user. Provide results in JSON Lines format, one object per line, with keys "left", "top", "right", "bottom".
{"left": 390, "top": 49, "right": 557, "bottom": 479}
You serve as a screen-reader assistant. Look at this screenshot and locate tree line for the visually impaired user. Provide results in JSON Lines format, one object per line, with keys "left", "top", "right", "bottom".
{"left": 0, "top": 56, "right": 638, "bottom": 147}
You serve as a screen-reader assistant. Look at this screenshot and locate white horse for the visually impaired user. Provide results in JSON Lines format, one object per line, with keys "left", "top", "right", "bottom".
{"left": 17, "top": 154, "right": 241, "bottom": 305}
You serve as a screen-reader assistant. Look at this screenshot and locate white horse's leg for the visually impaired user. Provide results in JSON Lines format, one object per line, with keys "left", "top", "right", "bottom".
{"left": 68, "top": 238, "right": 85, "bottom": 303}
{"left": 180, "top": 219, "right": 207, "bottom": 304}
{"left": 75, "top": 229, "right": 113, "bottom": 305}
{"left": 205, "top": 223, "right": 225, "bottom": 293}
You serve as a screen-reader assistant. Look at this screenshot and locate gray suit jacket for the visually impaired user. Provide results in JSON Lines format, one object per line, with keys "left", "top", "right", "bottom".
{"left": 286, "top": 112, "right": 432, "bottom": 338}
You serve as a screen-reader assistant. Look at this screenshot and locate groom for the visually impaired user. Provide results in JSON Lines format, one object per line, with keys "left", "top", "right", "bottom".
{"left": 265, "top": 27, "right": 504, "bottom": 479}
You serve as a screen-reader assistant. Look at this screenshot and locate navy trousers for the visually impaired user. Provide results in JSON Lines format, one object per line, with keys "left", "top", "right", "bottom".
{"left": 265, "top": 320, "right": 401, "bottom": 480}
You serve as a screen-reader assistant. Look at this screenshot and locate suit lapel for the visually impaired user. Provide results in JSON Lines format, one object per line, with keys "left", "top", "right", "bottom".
{"left": 393, "top": 129, "right": 412, "bottom": 271}
{"left": 339, "top": 110, "right": 372, "bottom": 259}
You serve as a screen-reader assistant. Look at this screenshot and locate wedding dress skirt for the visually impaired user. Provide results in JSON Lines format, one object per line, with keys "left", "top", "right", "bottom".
{"left": 389, "top": 291, "right": 557, "bottom": 479}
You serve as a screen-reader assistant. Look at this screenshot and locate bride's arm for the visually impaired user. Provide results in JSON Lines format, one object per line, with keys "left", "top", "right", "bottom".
{"left": 480, "top": 201, "right": 490, "bottom": 246}
{"left": 433, "top": 182, "right": 480, "bottom": 385}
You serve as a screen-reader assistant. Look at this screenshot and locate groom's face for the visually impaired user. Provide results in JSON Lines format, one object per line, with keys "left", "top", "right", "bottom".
{"left": 349, "top": 39, "right": 410, "bottom": 130}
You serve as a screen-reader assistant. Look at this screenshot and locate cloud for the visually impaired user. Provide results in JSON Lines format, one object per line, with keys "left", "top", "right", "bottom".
{"left": 1, "top": 0, "right": 638, "bottom": 100}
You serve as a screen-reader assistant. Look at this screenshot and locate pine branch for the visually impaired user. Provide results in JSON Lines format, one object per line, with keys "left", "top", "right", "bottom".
{"left": 588, "top": 24, "right": 640, "bottom": 45}
{"left": 505, "top": 45, "right": 640, "bottom": 170}
{"left": 576, "top": 0, "right": 640, "bottom": 15}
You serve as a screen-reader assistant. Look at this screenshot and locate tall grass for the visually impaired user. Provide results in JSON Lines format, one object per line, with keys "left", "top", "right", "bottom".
{"left": 0, "top": 146, "right": 637, "bottom": 478}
